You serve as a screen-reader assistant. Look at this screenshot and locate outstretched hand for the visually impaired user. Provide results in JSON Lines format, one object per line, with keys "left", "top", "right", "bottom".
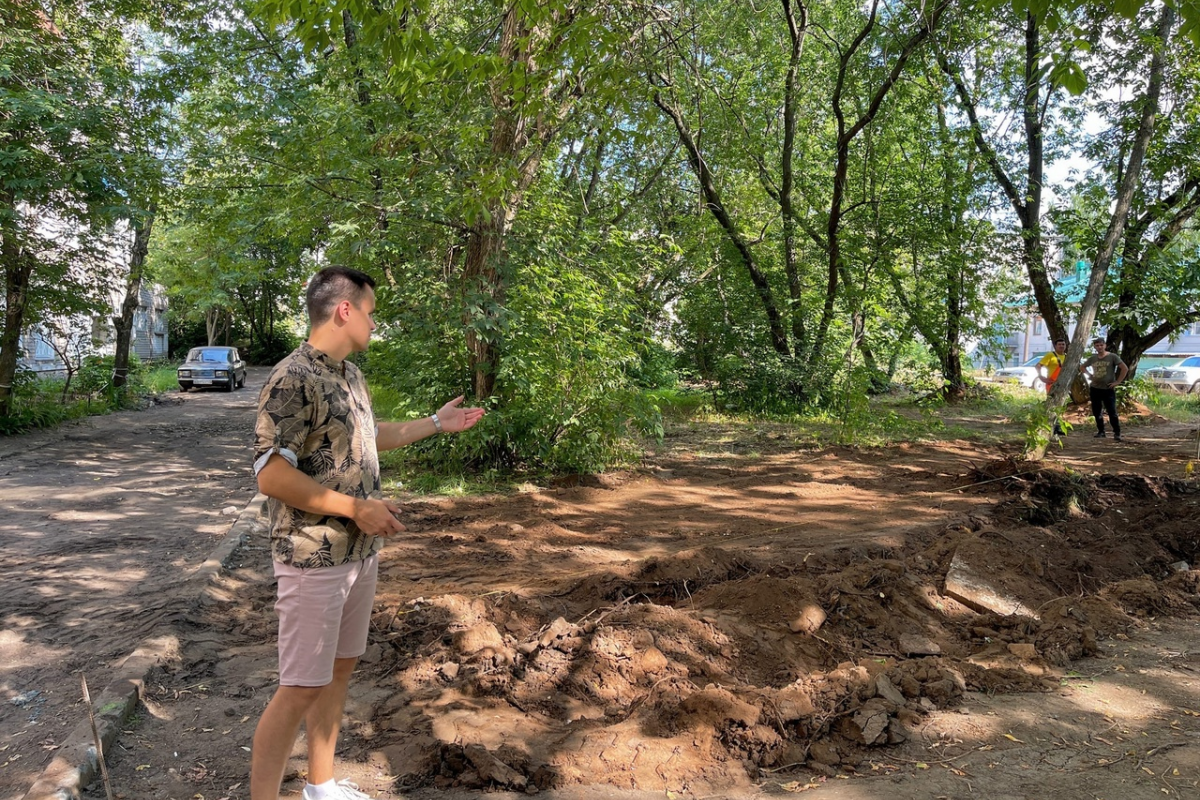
{"left": 437, "top": 395, "right": 486, "bottom": 433}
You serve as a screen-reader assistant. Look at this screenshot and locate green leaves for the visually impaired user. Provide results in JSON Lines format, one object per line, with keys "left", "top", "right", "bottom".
{"left": 1049, "top": 56, "right": 1088, "bottom": 95}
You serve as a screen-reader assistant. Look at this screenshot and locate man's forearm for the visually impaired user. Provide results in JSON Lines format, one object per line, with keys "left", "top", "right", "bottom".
{"left": 257, "top": 456, "right": 360, "bottom": 519}
{"left": 376, "top": 418, "right": 439, "bottom": 451}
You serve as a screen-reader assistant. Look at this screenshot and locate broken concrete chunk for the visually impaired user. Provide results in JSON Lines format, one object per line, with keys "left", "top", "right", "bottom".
{"left": 538, "top": 616, "right": 572, "bottom": 647}
{"left": 941, "top": 667, "right": 967, "bottom": 693}
{"left": 808, "top": 740, "right": 841, "bottom": 766}
{"left": 640, "top": 646, "right": 669, "bottom": 674}
{"left": 464, "top": 744, "right": 527, "bottom": 789}
{"left": 1170, "top": 560, "right": 1191, "bottom": 572}
{"left": 789, "top": 604, "right": 827, "bottom": 635}
{"left": 454, "top": 623, "right": 506, "bottom": 656}
{"left": 945, "top": 550, "right": 1040, "bottom": 618}
{"left": 439, "top": 662, "right": 460, "bottom": 680}
{"left": 845, "top": 698, "right": 891, "bottom": 745}
{"left": 1007, "top": 642, "right": 1038, "bottom": 660}
{"left": 898, "top": 633, "right": 942, "bottom": 656}
{"left": 873, "top": 674, "right": 907, "bottom": 706}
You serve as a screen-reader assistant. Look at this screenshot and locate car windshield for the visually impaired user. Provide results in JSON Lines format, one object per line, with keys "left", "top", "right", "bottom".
{"left": 1181, "top": 357, "right": 1200, "bottom": 367}
{"left": 189, "top": 348, "right": 230, "bottom": 363}
{"left": 1021, "top": 354, "right": 1048, "bottom": 367}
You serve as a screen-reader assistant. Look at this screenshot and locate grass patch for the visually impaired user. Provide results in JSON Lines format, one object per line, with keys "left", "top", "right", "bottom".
{"left": 142, "top": 363, "right": 182, "bottom": 393}
{"left": 1146, "top": 390, "right": 1200, "bottom": 422}
{"left": 379, "top": 450, "right": 519, "bottom": 496}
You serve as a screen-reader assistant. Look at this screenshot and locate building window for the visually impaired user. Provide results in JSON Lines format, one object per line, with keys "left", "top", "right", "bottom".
{"left": 1033, "top": 316, "right": 1044, "bottom": 336}
{"left": 34, "top": 330, "right": 55, "bottom": 360}
{"left": 1188, "top": 321, "right": 1200, "bottom": 336}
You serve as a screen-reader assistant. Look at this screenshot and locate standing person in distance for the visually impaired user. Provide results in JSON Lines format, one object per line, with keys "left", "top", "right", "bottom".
{"left": 1082, "top": 337, "right": 1128, "bottom": 442}
{"left": 1037, "top": 338, "right": 1069, "bottom": 436}
{"left": 250, "top": 266, "right": 484, "bottom": 800}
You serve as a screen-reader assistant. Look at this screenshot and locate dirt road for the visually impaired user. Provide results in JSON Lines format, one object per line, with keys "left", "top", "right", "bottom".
{"left": 0, "top": 371, "right": 265, "bottom": 800}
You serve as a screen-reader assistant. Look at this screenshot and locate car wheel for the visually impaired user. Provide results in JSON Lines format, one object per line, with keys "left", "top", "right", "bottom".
{"left": 225, "top": 378, "right": 235, "bottom": 392}
{"left": 179, "top": 382, "right": 191, "bottom": 392}
{"left": 1191, "top": 381, "right": 1200, "bottom": 394}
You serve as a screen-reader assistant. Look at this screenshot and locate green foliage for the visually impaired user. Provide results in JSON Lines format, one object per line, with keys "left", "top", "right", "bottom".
{"left": 244, "top": 329, "right": 301, "bottom": 366}
{"left": 1018, "top": 398, "right": 1072, "bottom": 455}
{"left": 703, "top": 350, "right": 812, "bottom": 416}
{"left": 362, "top": 205, "right": 668, "bottom": 474}
{"left": 1145, "top": 386, "right": 1200, "bottom": 422}
{"left": 1116, "top": 374, "right": 1161, "bottom": 407}
{"left": 142, "top": 363, "right": 183, "bottom": 393}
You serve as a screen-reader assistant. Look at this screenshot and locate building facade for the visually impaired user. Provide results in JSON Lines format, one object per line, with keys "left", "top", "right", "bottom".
{"left": 17, "top": 283, "right": 169, "bottom": 377}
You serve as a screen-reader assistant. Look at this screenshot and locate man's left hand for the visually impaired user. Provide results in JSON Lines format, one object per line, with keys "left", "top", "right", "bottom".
{"left": 438, "top": 396, "right": 486, "bottom": 433}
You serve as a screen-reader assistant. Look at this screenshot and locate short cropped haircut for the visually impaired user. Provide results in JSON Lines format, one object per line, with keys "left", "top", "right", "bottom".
{"left": 1092, "top": 337, "right": 1106, "bottom": 346}
{"left": 306, "top": 266, "right": 376, "bottom": 326}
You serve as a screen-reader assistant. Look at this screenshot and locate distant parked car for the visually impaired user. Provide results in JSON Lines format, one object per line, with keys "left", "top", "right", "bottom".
{"left": 1147, "top": 355, "right": 1200, "bottom": 393}
{"left": 178, "top": 347, "right": 246, "bottom": 392}
{"left": 992, "top": 354, "right": 1049, "bottom": 389}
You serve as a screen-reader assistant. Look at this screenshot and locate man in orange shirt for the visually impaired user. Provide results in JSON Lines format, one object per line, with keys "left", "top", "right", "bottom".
{"left": 1036, "top": 338, "right": 1068, "bottom": 393}
{"left": 1037, "top": 339, "right": 1068, "bottom": 436}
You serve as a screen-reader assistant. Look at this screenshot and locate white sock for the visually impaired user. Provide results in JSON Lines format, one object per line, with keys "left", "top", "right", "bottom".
{"left": 303, "top": 778, "right": 339, "bottom": 800}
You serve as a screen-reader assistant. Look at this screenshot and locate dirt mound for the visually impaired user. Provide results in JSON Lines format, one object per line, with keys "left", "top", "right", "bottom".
{"left": 349, "top": 466, "right": 1200, "bottom": 793}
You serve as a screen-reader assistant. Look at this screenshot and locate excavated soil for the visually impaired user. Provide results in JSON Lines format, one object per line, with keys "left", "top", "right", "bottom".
{"left": 83, "top": 418, "right": 1200, "bottom": 799}
{"left": 5, "top": 387, "right": 1200, "bottom": 800}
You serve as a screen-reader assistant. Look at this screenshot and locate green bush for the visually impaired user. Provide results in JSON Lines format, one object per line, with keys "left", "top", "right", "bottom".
{"left": 703, "top": 349, "right": 813, "bottom": 415}
{"left": 361, "top": 233, "right": 663, "bottom": 475}
{"left": 245, "top": 330, "right": 301, "bottom": 366}
{"left": 142, "top": 363, "right": 182, "bottom": 393}
{"left": 0, "top": 366, "right": 102, "bottom": 435}
{"left": 1117, "top": 375, "right": 1161, "bottom": 407}
{"left": 75, "top": 353, "right": 144, "bottom": 394}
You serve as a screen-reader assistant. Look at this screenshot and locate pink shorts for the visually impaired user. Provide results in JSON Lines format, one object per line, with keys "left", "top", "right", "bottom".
{"left": 272, "top": 555, "right": 379, "bottom": 687}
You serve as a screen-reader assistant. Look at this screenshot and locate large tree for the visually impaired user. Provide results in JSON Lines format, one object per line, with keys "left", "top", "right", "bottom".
{"left": 0, "top": 2, "right": 133, "bottom": 416}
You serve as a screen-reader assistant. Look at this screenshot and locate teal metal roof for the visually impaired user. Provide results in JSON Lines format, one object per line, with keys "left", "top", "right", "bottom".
{"left": 1008, "top": 261, "right": 1090, "bottom": 307}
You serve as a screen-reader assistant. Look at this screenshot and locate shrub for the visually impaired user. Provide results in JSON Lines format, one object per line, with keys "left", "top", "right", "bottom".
{"left": 245, "top": 330, "right": 301, "bottom": 366}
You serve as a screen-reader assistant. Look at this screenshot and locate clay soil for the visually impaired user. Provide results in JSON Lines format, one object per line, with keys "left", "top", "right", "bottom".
{"left": 4, "top": 381, "right": 1200, "bottom": 800}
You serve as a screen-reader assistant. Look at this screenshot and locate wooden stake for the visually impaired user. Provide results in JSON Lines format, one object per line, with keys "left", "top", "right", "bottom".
{"left": 81, "top": 674, "right": 115, "bottom": 800}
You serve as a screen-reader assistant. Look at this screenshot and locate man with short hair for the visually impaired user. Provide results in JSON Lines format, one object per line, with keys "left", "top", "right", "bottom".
{"left": 1082, "top": 337, "right": 1128, "bottom": 442}
{"left": 1037, "top": 338, "right": 1068, "bottom": 394}
{"left": 251, "top": 266, "right": 484, "bottom": 800}
{"left": 1037, "top": 338, "right": 1069, "bottom": 436}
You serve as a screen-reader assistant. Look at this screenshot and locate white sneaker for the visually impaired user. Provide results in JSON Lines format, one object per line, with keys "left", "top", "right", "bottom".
{"left": 332, "top": 780, "right": 371, "bottom": 800}
{"left": 301, "top": 779, "right": 371, "bottom": 800}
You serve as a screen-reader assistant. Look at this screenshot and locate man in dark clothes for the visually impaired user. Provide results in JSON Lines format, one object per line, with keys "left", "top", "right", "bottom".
{"left": 1081, "top": 338, "right": 1128, "bottom": 442}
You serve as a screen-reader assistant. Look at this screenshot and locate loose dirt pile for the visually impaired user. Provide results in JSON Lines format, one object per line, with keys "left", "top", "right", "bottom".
{"left": 335, "top": 461, "right": 1199, "bottom": 795}
{"left": 61, "top": 427, "right": 1200, "bottom": 800}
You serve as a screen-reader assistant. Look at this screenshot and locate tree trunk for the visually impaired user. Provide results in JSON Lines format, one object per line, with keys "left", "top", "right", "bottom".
{"left": 807, "top": 0, "right": 948, "bottom": 368}
{"left": 1037, "top": 6, "right": 1175, "bottom": 458}
{"left": 112, "top": 209, "right": 154, "bottom": 388}
{"left": 937, "top": 15, "right": 1067, "bottom": 347}
{"left": 654, "top": 92, "right": 791, "bottom": 358}
{"left": 779, "top": 0, "right": 809, "bottom": 351}
{"left": 0, "top": 248, "right": 33, "bottom": 418}
{"left": 462, "top": 217, "right": 509, "bottom": 400}
{"left": 460, "top": 3, "right": 573, "bottom": 400}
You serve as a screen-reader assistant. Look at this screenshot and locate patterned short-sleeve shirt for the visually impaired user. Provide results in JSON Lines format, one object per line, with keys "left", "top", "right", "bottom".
{"left": 253, "top": 342, "right": 382, "bottom": 568}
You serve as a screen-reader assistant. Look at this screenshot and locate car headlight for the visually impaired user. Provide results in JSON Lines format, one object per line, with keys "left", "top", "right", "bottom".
{"left": 215, "top": 370, "right": 228, "bottom": 377}
{"left": 179, "top": 370, "right": 191, "bottom": 377}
